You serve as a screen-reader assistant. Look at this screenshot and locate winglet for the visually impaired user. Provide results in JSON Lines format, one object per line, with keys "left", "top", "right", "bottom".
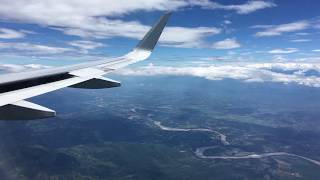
{"left": 108, "top": 12, "right": 171, "bottom": 68}
{"left": 136, "top": 12, "right": 171, "bottom": 51}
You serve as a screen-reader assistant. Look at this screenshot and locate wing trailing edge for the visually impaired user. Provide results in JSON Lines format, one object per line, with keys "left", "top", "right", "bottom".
{"left": 0, "top": 100, "right": 55, "bottom": 120}
{"left": 70, "top": 77, "right": 121, "bottom": 89}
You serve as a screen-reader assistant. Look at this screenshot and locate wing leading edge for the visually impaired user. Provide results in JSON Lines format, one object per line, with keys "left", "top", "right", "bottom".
{"left": 0, "top": 12, "right": 171, "bottom": 120}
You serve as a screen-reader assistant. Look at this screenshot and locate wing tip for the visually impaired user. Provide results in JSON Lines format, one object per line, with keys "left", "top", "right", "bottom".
{"left": 136, "top": 12, "right": 171, "bottom": 51}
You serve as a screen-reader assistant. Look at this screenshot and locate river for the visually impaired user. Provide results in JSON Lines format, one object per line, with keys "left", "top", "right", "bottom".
{"left": 153, "top": 121, "right": 320, "bottom": 167}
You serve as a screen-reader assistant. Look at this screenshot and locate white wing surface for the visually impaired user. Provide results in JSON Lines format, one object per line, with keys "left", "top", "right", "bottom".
{"left": 0, "top": 12, "right": 171, "bottom": 120}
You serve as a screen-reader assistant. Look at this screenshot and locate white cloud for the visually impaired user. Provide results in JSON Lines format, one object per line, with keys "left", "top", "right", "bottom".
{"left": 0, "top": 28, "right": 25, "bottom": 39}
{"left": 223, "top": 20, "right": 232, "bottom": 25}
{"left": 200, "top": 56, "right": 229, "bottom": 62}
{"left": 0, "top": 0, "right": 183, "bottom": 23}
{"left": 0, "top": 0, "right": 220, "bottom": 48}
{"left": 312, "top": 49, "right": 320, "bottom": 52}
{"left": 211, "top": 38, "right": 241, "bottom": 49}
{"left": 116, "top": 63, "right": 320, "bottom": 87}
{"left": 0, "top": 63, "right": 50, "bottom": 74}
{"left": 290, "top": 39, "right": 311, "bottom": 42}
{"left": 254, "top": 21, "right": 310, "bottom": 37}
{"left": 269, "top": 48, "right": 299, "bottom": 54}
{"left": 160, "top": 27, "right": 221, "bottom": 48}
{"left": 68, "top": 40, "right": 104, "bottom": 53}
{"left": 0, "top": 42, "right": 73, "bottom": 54}
{"left": 0, "top": 0, "right": 274, "bottom": 25}
{"left": 205, "top": 1, "right": 276, "bottom": 14}
{"left": 295, "top": 32, "right": 309, "bottom": 36}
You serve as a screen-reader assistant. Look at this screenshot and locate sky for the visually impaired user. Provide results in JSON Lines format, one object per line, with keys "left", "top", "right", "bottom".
{"left": 0, "top": 0, "right": 320, "bottom": 87}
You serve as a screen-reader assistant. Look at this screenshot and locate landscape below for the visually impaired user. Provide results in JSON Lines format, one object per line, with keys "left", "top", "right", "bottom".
{"left": 0, "top": 75, "right": 320, "bottom": 180}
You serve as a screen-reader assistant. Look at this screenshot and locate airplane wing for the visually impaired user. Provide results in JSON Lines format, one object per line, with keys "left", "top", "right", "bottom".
{"left": 0, "top": 12, "right": 171, "bottom": 120}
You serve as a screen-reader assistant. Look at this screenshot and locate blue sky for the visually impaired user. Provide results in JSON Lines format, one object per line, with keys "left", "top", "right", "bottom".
{"left": 0, "top": 0, "right": 319, "bottom": 67}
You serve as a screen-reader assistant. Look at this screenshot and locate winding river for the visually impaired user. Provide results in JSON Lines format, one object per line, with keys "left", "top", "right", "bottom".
{"left": 153, "top": 121, "right": 320, "bottom": 167}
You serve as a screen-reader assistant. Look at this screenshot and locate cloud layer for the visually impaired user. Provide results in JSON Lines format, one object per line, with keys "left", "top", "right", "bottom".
{"left": 2, "top": 61, "right": 320, "bottom": 88}
{"left": 0, "top": 0, "right": 274, "bottom": 49}
{"left": 116, "top": 63, "right": 320, "bottom": 87}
